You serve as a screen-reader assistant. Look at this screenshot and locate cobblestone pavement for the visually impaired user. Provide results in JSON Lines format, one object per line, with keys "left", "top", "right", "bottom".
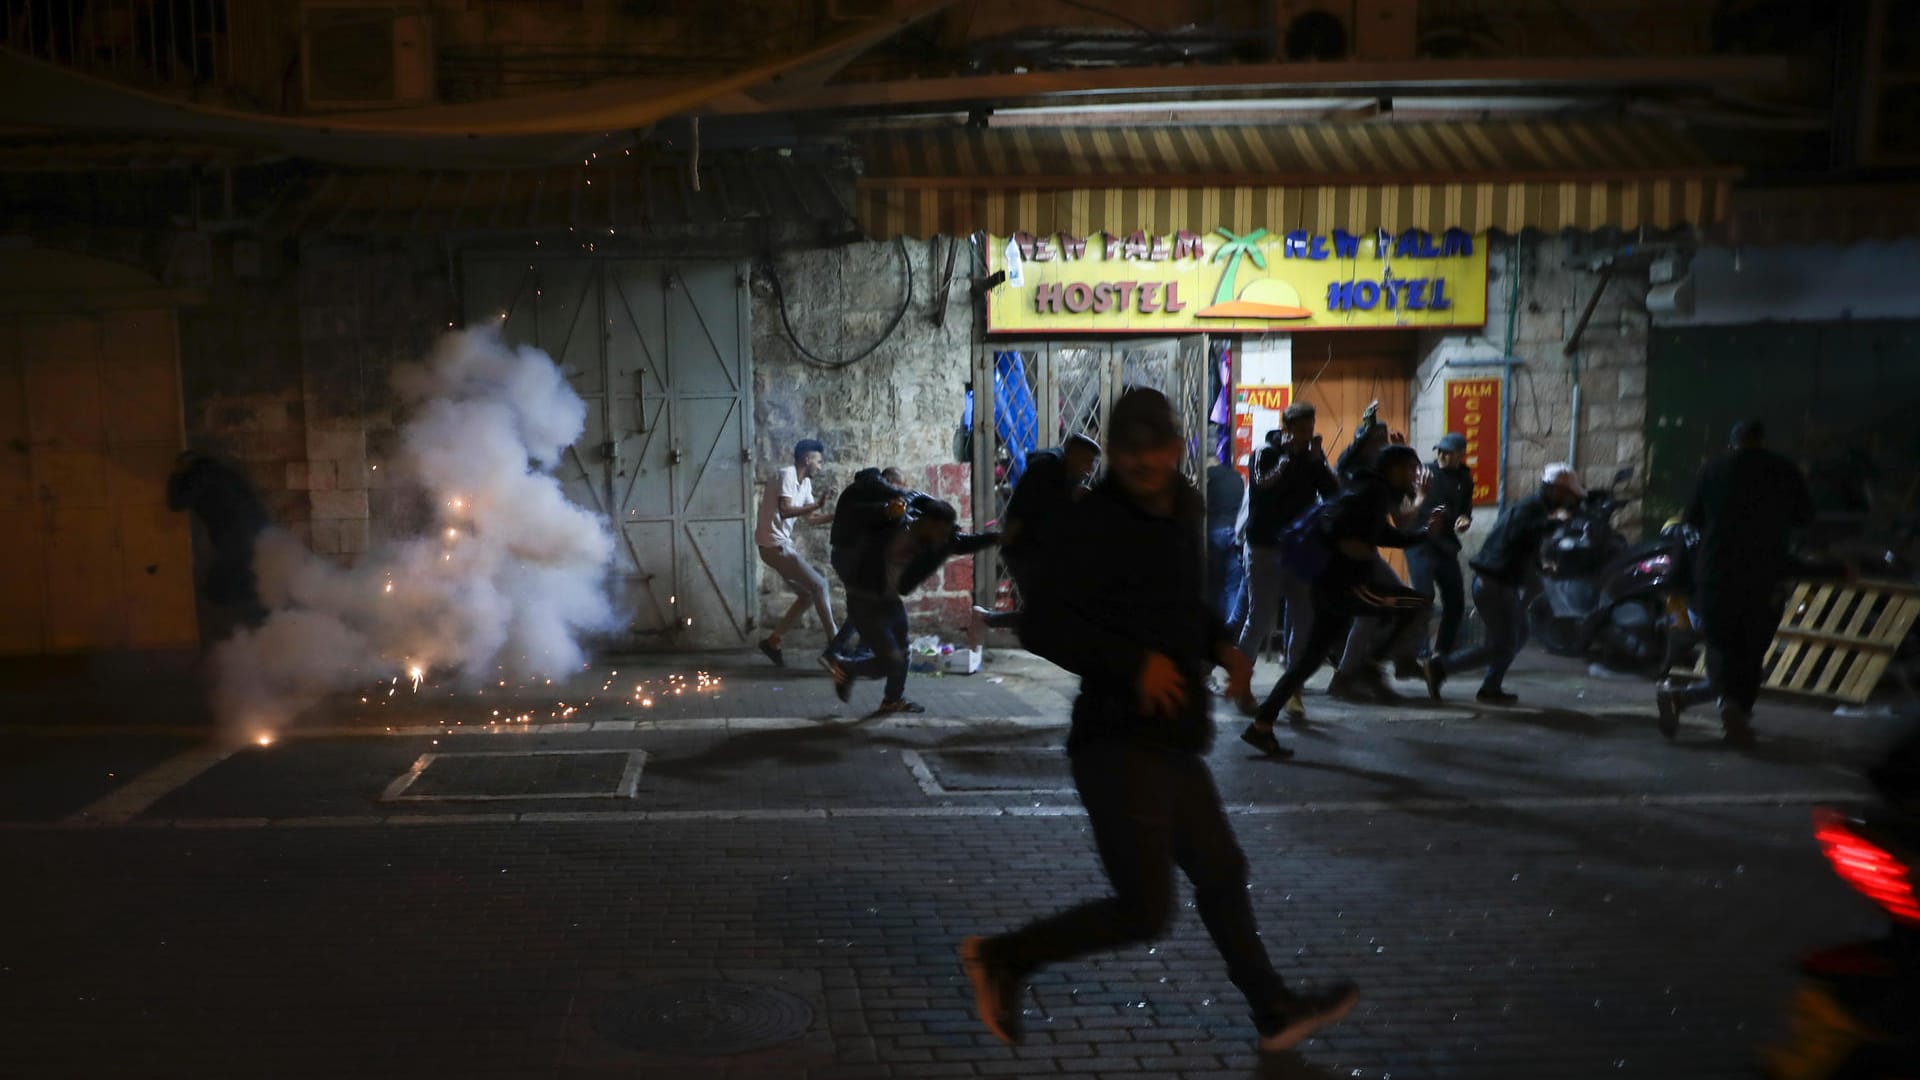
{"left": 1, "top": 650, "right": 1912, "bottom": 1079}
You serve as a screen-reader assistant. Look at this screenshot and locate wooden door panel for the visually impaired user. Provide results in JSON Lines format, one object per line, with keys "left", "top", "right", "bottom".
{"left": 0, "top": 506, "right": 43, "bottom": 651}
{"left": 43, "top": 506, "right": 120, "bottom": 651}
{"left": 100, "top": 309, "right": 181, "bottom": 445}
{"left": 119, "top": 502, "right": 197, "bottom": 648}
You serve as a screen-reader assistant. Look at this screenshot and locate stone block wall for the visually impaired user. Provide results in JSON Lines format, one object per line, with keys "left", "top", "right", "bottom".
{"left": 1409, "top": 232, "right": 1652, "bottom": 555}
{"left": 750, "top": 238, "right": 979, "bottom": 644}
{"left": 178, "top": 230, "right": 983, "bottom": 648}
{"left": 178, "top": 235, "right": 457, "bottom": 559}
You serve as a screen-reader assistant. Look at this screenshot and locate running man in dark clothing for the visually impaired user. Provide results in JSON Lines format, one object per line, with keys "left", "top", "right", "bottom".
{"left": 960, "top": 388, "right": 1358, "bottom": 1055}
{"left": 1656, "top": 421, "right": 1815, "bottom": 746}
{"left": 1236, "top": 403, "right": 1339, "bottom": 723}
{"left": 1242, "top": 445, "right": 1439, "bottom": 753}
{"left": 828, "top": 475, "right": 997, "bottom": 715}
{"left": 1406, "top": 432, "right": 1477, "bottom": 660}
{"left": 975, "top": 433, "right": 1099, "bottom": 632}
{"left": 1331, "top": 404, "right": 1426, "bottom": 699}
{"left": 1421, "top": 463, "right": 1584, "bottom": 705}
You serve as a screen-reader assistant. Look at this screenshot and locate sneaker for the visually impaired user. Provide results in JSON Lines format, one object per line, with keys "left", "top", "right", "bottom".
{"left": 1239, "top": 722, "right": 1296, "bottom": 759}
{"left": 1655, "top": 686, "right": 1681, "bottom": 740}
{"left": 819, "top": 655, "right": 852, "bottom": 703}
{"left": 876, "top": 698, "right": 925, "bottom": 715}
{"left": 959, "top": 936, "right": 1022, "bottom": 1044}
{"left": 1284, "top": 693, "right": 1307, "bottom": 725}
{"left": 757, "top": 637, "right": 785, "bottom": 668}
{"left": 1421, "top": 657, "right": 1446, "bottom": 702}
{"left": 1257, "top": 982, "right": 1361, "bottom": 1053}
{"left": 1475, "top": 687, "right": 1519, "bottom": 706}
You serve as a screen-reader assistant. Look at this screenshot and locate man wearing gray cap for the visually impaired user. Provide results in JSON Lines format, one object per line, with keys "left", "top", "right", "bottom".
{"left": 1406, "top": 432, "right": 1476, "bottom": 661}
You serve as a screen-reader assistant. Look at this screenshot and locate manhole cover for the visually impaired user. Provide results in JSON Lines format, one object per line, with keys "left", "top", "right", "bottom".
{"left": 910, "top": 748, "right": 1072, "bottom": 794}
{"left": 592, "top": 980, "right": 814, "bottom": 1055}
{"left": 381, "top": 750, "right": 645, "bottom": 802}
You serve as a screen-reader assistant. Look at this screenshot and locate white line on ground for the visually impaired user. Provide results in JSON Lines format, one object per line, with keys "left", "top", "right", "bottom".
{"left": 0, "top": 716, "right": 1067, "bottom": 739}
{"left": 6, "top": 788, "right": 1861, "bottom": 832}
{"left": 67, "top": 743, "right": 237, "bottom": 825}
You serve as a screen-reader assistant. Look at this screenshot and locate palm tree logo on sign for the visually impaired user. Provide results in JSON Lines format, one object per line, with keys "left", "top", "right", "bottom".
{"left": 1194, "top": 227, "right": 1312, "bottom": 320}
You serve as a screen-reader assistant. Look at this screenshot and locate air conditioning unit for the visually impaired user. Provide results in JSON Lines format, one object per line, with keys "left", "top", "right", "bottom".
{"left": 301, "top": 1, "right": 435, "bottom": 110}
{"left": 1271, "top": 0, "right": 1418, "bottom": 62}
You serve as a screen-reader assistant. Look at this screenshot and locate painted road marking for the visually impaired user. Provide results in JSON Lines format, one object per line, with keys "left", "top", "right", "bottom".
{"left": 67, "top": 743, "right": 237, "bottom": 825}
{"left": 11, "top": 788, "right": 1863, "bottom": 832}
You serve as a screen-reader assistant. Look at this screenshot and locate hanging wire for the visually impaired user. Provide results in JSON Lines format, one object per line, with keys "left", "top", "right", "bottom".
{"left": 761, "top": 236, "right": 914, "bottom": 370}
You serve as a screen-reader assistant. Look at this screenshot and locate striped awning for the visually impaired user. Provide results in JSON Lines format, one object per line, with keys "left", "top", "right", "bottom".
{"left": 855, "top": 120, "right": 1737, "bottom": 239}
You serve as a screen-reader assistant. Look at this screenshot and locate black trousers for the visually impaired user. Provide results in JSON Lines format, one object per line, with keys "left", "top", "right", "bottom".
{"left": 1672, "top": 589, "right": 1780, "bottom": 715}
{"left": 1259, "top": 573, "right": 1429, "bottom": 714}
{"left": 844, "top": 590, "right": 909, "bottom": 702}
{"left": 986, "top": 740, "right": 1290, "bottom": 1029}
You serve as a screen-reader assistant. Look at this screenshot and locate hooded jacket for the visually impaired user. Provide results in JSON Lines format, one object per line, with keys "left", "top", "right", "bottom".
{"left": 1019, "top": 475, "right": 1227, "bottom": 756}
{"left": 1467, "top": 488, "right": 1557, "bottom": 586}
{"left": 832, "top": 474, "right": 995, "bottom": 597}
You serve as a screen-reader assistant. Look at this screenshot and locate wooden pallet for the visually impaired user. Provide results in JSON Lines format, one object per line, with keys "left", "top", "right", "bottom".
{"left": 1690, "top": 579, "right": 1920, "bottom": 703}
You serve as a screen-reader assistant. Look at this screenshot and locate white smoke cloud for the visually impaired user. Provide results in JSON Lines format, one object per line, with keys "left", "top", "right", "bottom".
{"left": 212, "top": 327, "right": 618, "bottom": 739}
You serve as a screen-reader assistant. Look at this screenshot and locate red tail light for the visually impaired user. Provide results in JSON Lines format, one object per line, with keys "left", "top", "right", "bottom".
{"left": 1814, "top": 809, "right": 1920, "bottom": 924}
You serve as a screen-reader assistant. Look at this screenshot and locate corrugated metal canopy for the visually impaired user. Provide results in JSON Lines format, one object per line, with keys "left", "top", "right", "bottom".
{"left": 855, "top": 120, "right": 1738, "bottom": 238}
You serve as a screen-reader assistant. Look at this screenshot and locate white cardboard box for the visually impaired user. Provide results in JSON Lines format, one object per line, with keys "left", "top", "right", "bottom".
{"left": 945, "top": 646, "right": 982, "bottom": 675}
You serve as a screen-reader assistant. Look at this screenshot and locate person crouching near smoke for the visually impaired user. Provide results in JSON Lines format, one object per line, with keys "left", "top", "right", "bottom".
{"left": 826, "top": 471, "right": 997, "bottom": 715}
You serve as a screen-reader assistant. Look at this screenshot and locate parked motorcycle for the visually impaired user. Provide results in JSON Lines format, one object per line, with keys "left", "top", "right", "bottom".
{"left": 1761, "top": 725, "right": 1920, "bottom": 1079}
{"left": 1527, "top": 466, "right": 1692, "bottom": 673}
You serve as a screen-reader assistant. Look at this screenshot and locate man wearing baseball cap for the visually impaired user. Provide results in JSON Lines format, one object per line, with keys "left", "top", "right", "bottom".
{"left": 1422, "top": 462, "right": 1584, "bottom": 705}
{"left": 1407, "top": 432, "right": 1477, "bottom": 663}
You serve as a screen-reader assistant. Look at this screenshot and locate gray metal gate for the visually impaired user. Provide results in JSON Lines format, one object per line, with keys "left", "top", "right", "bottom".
{"left": 970, "top": 335, "right": 1210, "bottom": 614}
{"left": 461, "top": 258, "right": 755, "bottom": 650}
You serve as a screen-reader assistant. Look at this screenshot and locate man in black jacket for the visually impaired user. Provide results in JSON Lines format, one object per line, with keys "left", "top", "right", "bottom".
{"left": 1236, "top": 403, "right": 1339, "bottom": 722}
{"left": 1330, "top": 404, "right": 1427, "bottom": 700}
{"left": 1407, "top": 432, "right": 1476, "bottom": 660}
{"left": 1243, "top": 445, "right": 1440, "bottom": 750}
{"left": 960, "top": 388, "right": 1358, "bottom": 1055}
{"left": 976, "top": 433, "right": 1099, "bottom": 632}
{"left": 828, "top": 475, "right": 997, "bottom": 715}
{"left": 1656, "top": 421, "right": 1815, "bottom": 746}
{"left": 1422, "top": 464, "right": 1583, "bottom": 705}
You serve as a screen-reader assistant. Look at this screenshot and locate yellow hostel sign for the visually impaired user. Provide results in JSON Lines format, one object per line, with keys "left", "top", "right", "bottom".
{"left": 987, "top": 228, "right": 1489, "bottom": 333}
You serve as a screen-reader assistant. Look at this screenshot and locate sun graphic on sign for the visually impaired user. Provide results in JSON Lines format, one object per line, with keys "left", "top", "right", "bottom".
{"left": 1194, "top": 227, "right": 1312, "bottom": 320}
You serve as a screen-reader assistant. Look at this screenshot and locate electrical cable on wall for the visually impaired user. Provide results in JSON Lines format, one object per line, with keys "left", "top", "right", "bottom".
{"left": 761, "top": 236, "right": 913, "bottom": 370}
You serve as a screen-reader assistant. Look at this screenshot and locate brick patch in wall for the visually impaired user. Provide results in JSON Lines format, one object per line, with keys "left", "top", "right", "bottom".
{"left": 941, "top": 558, "right": 973, "bottom": 594}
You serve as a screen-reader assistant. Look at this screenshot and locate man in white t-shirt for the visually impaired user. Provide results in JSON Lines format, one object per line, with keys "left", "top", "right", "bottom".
{"left": 754, "top": 438, "right": 836, "bottom": 666}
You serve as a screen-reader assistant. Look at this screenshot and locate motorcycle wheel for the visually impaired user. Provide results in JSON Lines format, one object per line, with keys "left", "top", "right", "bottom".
{"left": 1526, "top": 593, "right": 1586, "bottom": 657}
{"left": 1595, "top": 598, "right": 1668, "bottom": 676}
